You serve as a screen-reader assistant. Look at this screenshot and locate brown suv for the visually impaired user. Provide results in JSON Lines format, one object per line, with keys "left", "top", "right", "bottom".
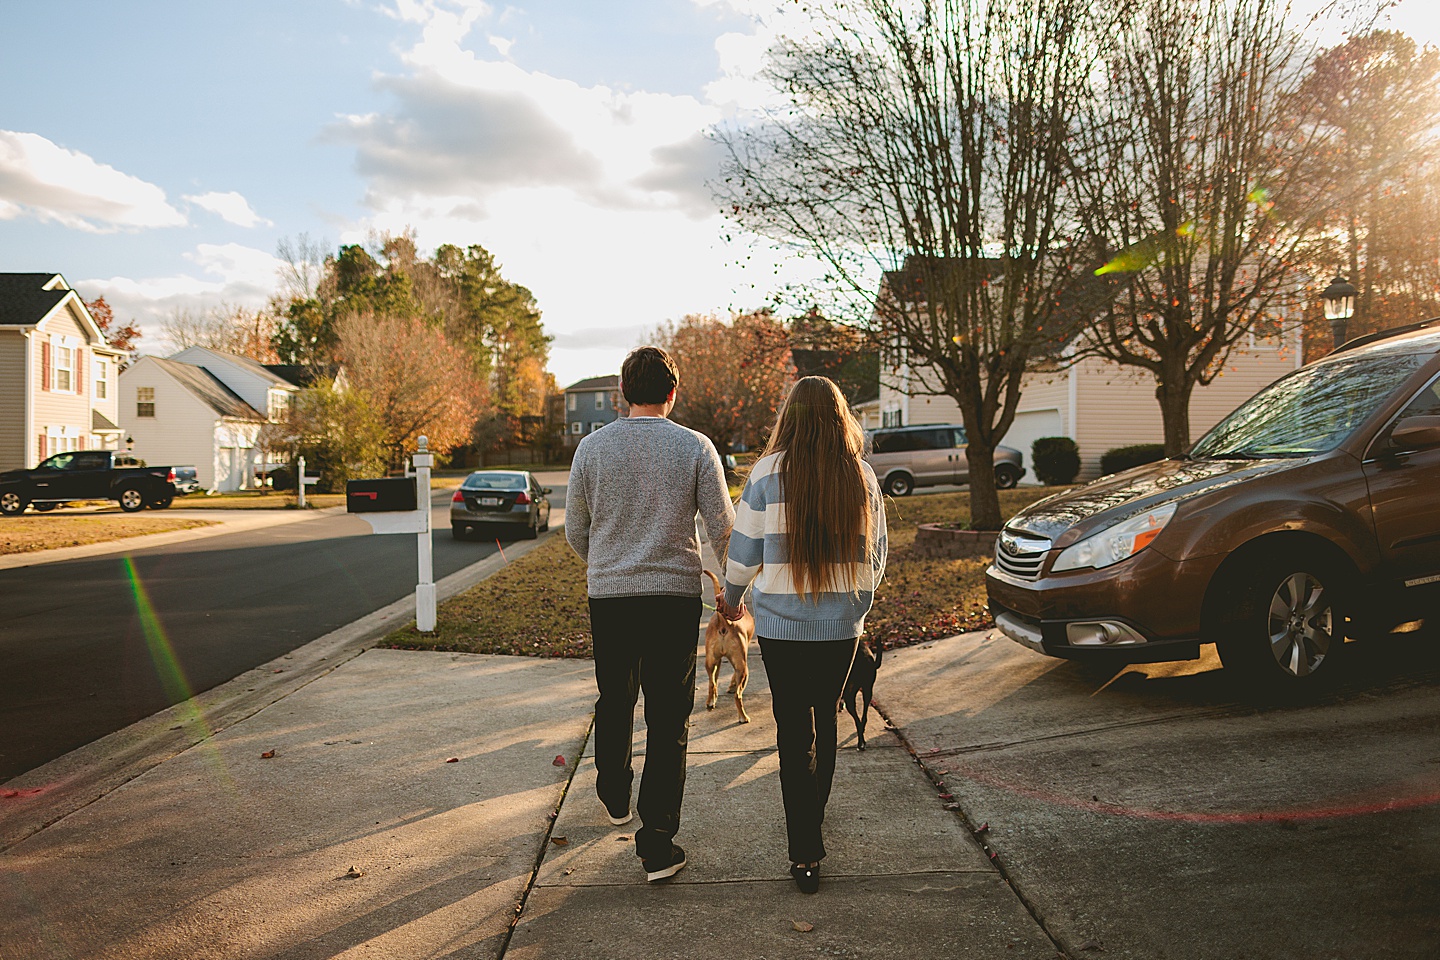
{"left": 987, "top": 320, "right": 1440, "bottom": 693}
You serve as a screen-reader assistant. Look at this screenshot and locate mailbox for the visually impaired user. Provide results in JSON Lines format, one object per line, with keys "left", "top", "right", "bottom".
{"left": 346, "top": 477, "right": 418, "bottom": 513}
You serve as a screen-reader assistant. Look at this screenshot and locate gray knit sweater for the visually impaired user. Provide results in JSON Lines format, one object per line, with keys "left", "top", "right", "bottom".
{"left": 565, "top": 417, "right": 734, "bottom": 598}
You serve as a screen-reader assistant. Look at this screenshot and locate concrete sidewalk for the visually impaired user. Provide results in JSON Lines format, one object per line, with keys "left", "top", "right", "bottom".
{"left": 0, "top": 639, "right": 1056, "bottom": 960}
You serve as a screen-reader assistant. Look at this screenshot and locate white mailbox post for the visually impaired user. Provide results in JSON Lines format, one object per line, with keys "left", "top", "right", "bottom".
{"left": 345, "top": 436, "right": 437, "bottom": 633}
{"left": 295, "top": 456, "right": 321, "bottom": 509}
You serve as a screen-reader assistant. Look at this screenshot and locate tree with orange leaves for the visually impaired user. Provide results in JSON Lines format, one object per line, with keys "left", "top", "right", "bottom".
{"left": 658, "top": 309, "right": 795, "bottom": 466}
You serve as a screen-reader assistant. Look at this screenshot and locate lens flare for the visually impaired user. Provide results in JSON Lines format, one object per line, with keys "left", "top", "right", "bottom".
{"left": 123, "top": 557, "right": 235, "bottom": 790}
{"left": 1095, "top": 221, "right": 1197, "bottom": 276}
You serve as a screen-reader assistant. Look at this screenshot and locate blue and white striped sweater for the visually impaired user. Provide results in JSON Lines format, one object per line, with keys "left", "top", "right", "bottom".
{"left": 723, "top": 452, "right": 888, "bottom": 641}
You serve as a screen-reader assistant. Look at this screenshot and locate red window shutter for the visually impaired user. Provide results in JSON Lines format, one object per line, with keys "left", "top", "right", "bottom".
{"left": 38, "top": 434, "right": 47, "bottom": 460}
{"left": 41, "top": 341, "right": 51, "bottom": 391}
{"left": 76, "top": 348, "right": 85, "bottom": 394}
{"left": 79, "top": 436, "right": 87, "bottom": 451}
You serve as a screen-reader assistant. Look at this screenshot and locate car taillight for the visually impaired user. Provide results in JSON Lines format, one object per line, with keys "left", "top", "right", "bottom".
{"left": 515, "top": 491, "right": 531, "bottom": 505}
{"left": 167, "top": 468, "right": 176, "bottom": 482}
{"left": 452, "top": 490, "right": 465, "bottom": 502}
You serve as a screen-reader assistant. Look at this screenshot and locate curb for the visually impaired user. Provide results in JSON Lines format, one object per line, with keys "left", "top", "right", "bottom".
{"left": 0, "top": 524, "right": 566, "bottom": 853}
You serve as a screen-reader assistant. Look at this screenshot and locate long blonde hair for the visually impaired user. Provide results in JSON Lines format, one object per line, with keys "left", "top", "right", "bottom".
{"left": 762, "top": 376, "right": 871, "bottom": 600}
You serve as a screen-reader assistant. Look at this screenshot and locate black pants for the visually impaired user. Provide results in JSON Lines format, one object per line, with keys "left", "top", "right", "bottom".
{"left": 759, "top": 635, "right": 860, "bottom": 864}
{"left": 589, "top": 594, "right": 701, "bottom": 862}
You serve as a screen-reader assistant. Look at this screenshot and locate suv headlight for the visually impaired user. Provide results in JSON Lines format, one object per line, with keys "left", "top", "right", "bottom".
{"left": 1052, "top": 503, "right": 1178, "bottom": 572}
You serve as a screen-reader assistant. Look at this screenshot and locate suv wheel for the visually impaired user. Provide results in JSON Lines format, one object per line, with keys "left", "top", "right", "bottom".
{"left": 148, "top": 495, "right": 174, "bottom": 510}
{"left": 0, "top": 491, "right": 26, "bottom": 516}
{"left": 884, "top": 472, "right": 914, "bottom": 497}
{"left": 118, "top": 486, "right": 147, "bottom": 513}
{"left": 994, "top": 464, "right": 1021, "bottom": 490}
{"left": 1212, "top": 554, "right": 1349, "bottom": 694}
{"left": 32, "top": 501, "right": 59, "bottom": 512}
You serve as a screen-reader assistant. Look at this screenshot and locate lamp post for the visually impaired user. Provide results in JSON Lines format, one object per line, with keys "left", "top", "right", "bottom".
{"left": 1321, "top": 275, "right": 1358, "bottom": 350}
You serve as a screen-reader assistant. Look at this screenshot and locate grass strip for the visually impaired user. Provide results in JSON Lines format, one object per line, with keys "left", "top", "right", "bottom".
{"left": 0, "top": 515, "right": 218, "bottom": 555}
{"left": 385, "top": 486, "right": 1061, "bottom": 660}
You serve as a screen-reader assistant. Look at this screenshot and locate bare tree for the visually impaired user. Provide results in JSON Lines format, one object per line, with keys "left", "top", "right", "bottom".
{"left": 1070, "top": 0, "right": 1329, "bottom": 455}
{"left": 718, "top": 0, "right": 1105, "bottom": 529}
{"left": 275, "top": 233, "right": 329, "bottom": 302}
{"left": 161, "top": 304, "right": 279, "bottom": 362}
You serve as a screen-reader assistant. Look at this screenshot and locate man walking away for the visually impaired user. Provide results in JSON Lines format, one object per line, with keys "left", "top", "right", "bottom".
{"left": 566, "top": 345, "right": 734, "bottom": 882}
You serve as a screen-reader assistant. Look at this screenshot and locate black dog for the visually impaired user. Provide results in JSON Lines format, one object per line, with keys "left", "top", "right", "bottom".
{"left": 842, "top": 638, "right": 882, "bottom": 750}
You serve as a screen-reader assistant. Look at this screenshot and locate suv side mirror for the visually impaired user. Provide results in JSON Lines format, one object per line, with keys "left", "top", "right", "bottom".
{"left": 1391, "top": 416, "right": 1440, "bottom": 451}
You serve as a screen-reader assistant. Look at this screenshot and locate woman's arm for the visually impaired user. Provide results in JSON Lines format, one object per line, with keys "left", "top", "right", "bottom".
{"left": 724, "top": 463, "right": 770, "bottom": 609}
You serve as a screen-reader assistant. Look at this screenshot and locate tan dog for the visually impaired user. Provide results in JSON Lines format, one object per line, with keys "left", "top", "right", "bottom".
{"left": 702, "top": 570, "right": 755, "bottom": 723}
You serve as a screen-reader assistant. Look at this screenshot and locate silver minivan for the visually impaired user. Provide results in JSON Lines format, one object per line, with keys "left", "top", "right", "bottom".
{"left": 866, "top": 424, "right": 1026, "bottom": 497}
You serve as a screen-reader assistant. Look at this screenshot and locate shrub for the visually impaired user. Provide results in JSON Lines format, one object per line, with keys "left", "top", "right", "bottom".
{"left": 1100, "top": 443, "right": 1167, "bottom": 475}
{"left": 1032, "top": 436, "right": 1080, "bottom": 485}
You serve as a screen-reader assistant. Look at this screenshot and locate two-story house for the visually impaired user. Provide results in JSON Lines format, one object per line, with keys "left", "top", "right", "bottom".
{"left": 118, "top": 347, "right": 300, "bottom": 492}
{"left": 0, "top": 273, "right": 127, "bottom": 470}
{"left": 563, "top": 375, "right": 626, "bottom": 445}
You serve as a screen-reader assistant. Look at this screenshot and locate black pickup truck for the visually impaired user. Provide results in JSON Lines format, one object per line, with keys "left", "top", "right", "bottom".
{"left": 0, "top": 451, "right": 199, "bottom": 515}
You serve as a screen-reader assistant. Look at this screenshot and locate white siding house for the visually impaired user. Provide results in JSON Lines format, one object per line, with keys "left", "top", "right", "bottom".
{"left": 119, "top": 356, "right": 269, "bottom": 492}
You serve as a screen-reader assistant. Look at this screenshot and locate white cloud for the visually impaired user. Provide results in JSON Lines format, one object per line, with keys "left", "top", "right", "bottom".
{"left": 78, "top": 243, "right": 286, "bottom": 351}
{"left": 0, "top": 130, "right": 186, "bottom": 233}
{"left": 183, "top": 190, "right": 273, "bottom": 228}
{"left": 487, "top": 34, "right": 514, "bottom": 56}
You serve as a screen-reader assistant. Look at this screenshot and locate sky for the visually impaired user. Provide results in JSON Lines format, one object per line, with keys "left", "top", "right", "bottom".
{"left": 1, "top": 0, "right": 1438, "bottom": 388}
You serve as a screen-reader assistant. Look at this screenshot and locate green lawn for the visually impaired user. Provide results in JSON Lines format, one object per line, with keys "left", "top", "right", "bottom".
{"left": 384, "top": 485, "right": 1062, "bottom": 659}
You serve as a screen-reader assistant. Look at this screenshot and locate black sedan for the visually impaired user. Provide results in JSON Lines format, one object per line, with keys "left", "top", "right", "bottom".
{"left": 450, "top": 470, "right": 552, "bottom": 540}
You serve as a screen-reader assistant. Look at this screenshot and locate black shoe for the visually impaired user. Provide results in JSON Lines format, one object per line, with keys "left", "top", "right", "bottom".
{"left": 790, "top": 862, "right": 820, "bottom": 894}
{"left": 643, "top": 845, "right": 687, "bottom": 882}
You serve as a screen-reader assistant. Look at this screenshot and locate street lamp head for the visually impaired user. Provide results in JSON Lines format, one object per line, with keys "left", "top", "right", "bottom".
{"left": 1322, "top": 275, "right": 1358, "bottom": 322}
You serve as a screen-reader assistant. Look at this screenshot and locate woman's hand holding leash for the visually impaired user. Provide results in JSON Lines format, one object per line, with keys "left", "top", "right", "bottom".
{"left": 717, "top": 597, "right": 746, "bottom": 622}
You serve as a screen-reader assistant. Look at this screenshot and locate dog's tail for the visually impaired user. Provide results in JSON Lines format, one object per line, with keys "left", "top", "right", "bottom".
{"left": 702, "top": 568, "right": 724, "bottom": 600}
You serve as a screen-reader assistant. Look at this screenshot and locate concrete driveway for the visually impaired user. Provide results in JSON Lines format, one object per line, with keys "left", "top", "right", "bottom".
{"left": 877, "top": 627, "right": 1440, "bottom": 959}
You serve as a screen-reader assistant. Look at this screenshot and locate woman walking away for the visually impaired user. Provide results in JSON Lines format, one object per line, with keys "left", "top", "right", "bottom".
{"left": 718, "top": 376, "right": 887, "bottom": 894}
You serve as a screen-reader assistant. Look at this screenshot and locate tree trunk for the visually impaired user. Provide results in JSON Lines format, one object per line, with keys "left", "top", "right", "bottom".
{"left": 965, "top": 443, "right": 1003, "bottom": 531}
{"left": 1155, "top": 376, "right": 1196, "bottom": 457}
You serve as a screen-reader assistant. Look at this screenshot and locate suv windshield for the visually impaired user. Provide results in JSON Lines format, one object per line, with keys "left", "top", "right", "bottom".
{"left": 1191, "top": 353, "right": 1430, "bottom": 459}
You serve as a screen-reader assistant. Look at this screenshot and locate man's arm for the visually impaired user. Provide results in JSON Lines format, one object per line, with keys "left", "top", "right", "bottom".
{"left": 564, "top": 451, "right": 591, "bottom": 562}
{"left": 695, "top": 438, "right": 735, "bottom": 552}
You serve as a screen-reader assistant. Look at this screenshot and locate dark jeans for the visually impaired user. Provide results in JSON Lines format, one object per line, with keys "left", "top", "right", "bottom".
{"left": 589, "top": 594, "right": 701, "bottom": 862}
{"left": 759, "top": 635, "right": 860, "bottom": 864}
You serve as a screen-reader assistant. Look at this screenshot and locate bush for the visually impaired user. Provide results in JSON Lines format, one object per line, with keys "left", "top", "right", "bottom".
{"left": 267, "top": 467, "right": 294, "bottom": 491}
{"left": 1100, "top": 443, "right": 1167, "bottom": 475}
{"left": 1032, "top": 436, "right": 1080, "bottom": 485}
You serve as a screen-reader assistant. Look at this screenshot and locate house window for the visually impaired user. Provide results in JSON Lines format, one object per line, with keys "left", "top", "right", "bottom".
{"left": 94, "top": 358, "right": 109, "bottom": 399}
{"left": 882, "top": 409, "right": 904, "bottom": 428}
{"left": 55, "top": 346, "right": 74, "bottom": 392}
{"left": 594, "top": 393, "right": 604, "bottom": 410}
{"left": 570, "top": 421, "right": 583, "bottom": 435}
{"left": 269, "top": 390, "right": 291, "bottom": 421}
{"left": 568, "top": 393, "right": 577, "bottom": 411}
{"left": 590, "top": 421, "right": 604, "bottom": 433}
{"left": 137, "top": 387, "right": 156, "bottom": 418}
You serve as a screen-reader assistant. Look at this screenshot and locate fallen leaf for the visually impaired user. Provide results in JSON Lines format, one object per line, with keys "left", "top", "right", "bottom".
{"left": 617, "top": 835, "right": 631, "bottom": 842}
{"left": 553, "top": 755, "right": 566, "bottom": 767}
{"left": 1078, "top": 941, "right": 1104, "bottom": 952}
{"left": 260, "top": 750, "right": 276, "bottom": 759}
{"left": 791, "top": 920, "right": 814, "bottom": 933}
{"left": 551, "top": 836, "right": 569, "bottom": 846}
{"left": 564, "top": 868, "right": 574, "bottom": 876}
{"left": 341, "top": 866, "right": 364, "bottom": 879}
{"left": 446, "top": 757, "right": 459, "bottom": 763}
{"left": 974, "top": 822, "right": 990, "bottom": 834}
{"left": 938, "top": 793, "right": 954, "bottom": 800}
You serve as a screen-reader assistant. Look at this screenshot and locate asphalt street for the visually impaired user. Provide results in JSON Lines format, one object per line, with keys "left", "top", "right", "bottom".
{"left": 0, "top": 483, "right": 564, "bottom": 783}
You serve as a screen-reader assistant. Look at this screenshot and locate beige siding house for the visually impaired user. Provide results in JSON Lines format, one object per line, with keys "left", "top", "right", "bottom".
{"left": 873, "top": 259, "right": 1304, "bottom": 481}
{"left": 882, "top": 335, "right": 1303, "bottom": 481}
{"left": 0, "top": 273, "right": 126, "bottom": 470}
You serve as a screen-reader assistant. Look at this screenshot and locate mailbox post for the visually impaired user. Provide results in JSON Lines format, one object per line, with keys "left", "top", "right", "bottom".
{"left": 412, "top": 436, "right": 436, "bottom": 632}
{"left": 345, "top": 436, "right": 436, "bottom": 633}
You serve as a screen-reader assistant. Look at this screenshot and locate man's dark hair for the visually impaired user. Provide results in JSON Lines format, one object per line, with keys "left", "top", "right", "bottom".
{"left": 621, "top": 346, "right": 679, "bottom": 405}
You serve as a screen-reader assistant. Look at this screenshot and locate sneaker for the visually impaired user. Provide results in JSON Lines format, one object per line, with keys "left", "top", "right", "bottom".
{"left": 643, "top": 845, "right": 687, "bottom": 882}
{"left": 790, "top": 862, "right": 820, "bottom": 894}
{"left": 602, "top": 800, "right": 632, "bottom": 826}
